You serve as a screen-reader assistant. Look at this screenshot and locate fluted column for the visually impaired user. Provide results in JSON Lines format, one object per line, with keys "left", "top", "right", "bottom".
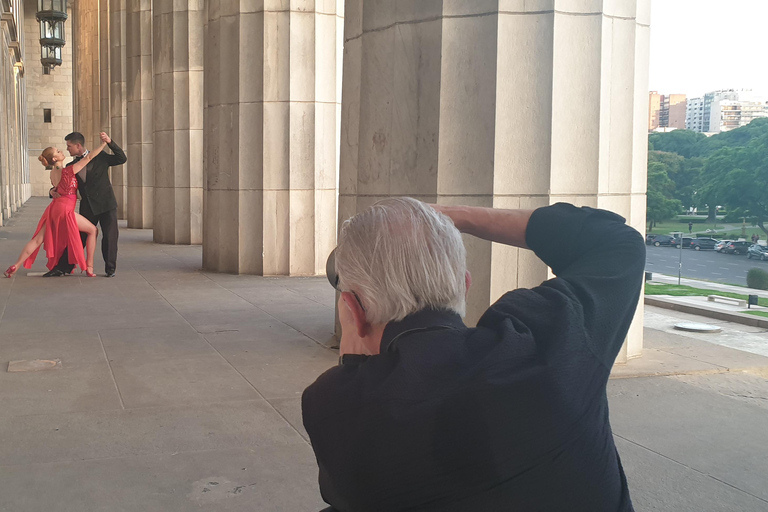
{"left": 99, "top": 0, "right": 110, "bottom": 136}
{"left": 72, "top": 0, "right": 101, "bottom": 146}
{"left": 152, "top": 0, "right": 203, "bottom": 244}
{"left": 109, "top": 0, "right": 128, "bottom": 219}
{"left": 627, "top": 0, "right": 652, "bottom": 361}
{"left": 339, "top": 0, "right": 650, "bottom": 360}
{"left": 126, "top": 0, "right": 153, "bottom": 228}
{"left": 203, "top": 1, "right": 343, "bottom": 274}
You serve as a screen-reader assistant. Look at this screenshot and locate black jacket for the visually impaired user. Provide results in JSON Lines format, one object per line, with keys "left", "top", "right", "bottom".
{"left": 302, "top": 204, "right": 645, "bottom": 512}
{"left": 75, "top": 140, "right": 126, "bottom": 216}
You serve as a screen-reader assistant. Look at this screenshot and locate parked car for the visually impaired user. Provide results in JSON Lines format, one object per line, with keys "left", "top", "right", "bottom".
{"left": 723, "top": 241, "right": 751, "bottom": 255}
{"left": 715, "top": 240, "right": 733, "bottom": 253}
{"left": 689, "top": 237, "right": 719, "bottom": 251}
{"left": 747, "top": 244, "right": 768, "bottom": 261}
{"left": 672, "top": 236, "right": 693, "bottom": 249}
{"left": 648, "top": 234, "right": 676, "bottom": 247}
{"left": 645, "top": 234, "right": 657, "bottom": 245}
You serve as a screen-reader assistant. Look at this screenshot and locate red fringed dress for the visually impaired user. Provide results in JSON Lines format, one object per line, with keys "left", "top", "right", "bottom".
{"left": 23, "top": 165, "right": 87, "bottom": 272}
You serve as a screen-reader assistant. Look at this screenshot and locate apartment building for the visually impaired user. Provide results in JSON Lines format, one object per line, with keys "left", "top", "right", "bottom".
{"left": 649, "top": 92, "right": 687, "bottom": 131}
{"left": 686, "top": 89, "right": 767, "bottom": 133}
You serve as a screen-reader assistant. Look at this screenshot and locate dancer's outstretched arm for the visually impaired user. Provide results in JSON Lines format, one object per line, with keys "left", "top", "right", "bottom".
{"left": 71, "top": 132, "right": 110, "bottom": 174}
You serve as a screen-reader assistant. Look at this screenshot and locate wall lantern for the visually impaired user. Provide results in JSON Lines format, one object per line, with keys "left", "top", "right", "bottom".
{"left": 36, "top": 0, "right": 68, "bottom": 71}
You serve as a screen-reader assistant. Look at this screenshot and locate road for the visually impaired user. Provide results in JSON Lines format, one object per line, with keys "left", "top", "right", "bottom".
{"left": 645, "top": 245, "right": 768, "bottom": 285}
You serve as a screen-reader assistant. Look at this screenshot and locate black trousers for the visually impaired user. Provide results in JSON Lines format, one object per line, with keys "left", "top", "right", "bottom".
{"left": 56, "top": 201, "right": 118, "bottom": 274}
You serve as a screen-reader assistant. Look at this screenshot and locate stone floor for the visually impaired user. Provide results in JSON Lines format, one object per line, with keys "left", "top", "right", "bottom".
{"left": 1, "top": 198, "right": 768, "bottom": 511}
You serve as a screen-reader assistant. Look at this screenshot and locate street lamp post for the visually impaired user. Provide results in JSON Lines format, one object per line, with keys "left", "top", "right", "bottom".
{"left": 36, "top": 0, "right": 68, "bottom": 72}
{"left": 672, "top": 231, "right": 683, "bottom": 285}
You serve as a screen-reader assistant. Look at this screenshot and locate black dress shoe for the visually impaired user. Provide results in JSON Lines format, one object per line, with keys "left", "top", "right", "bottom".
{"left": 42, "top": 269, "right": 65, "bottom": 277}
{"left": 105, "top": 271, "right": 115, "bottom": 278}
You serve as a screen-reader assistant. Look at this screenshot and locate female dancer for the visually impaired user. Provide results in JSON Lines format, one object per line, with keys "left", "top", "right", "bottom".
{"left": 4, "top": 134, "right": 109, "bottom": 278}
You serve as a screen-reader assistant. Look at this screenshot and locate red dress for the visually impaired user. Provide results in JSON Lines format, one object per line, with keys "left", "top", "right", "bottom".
{"left": 23, "top": 165, "right": 87, "bottom": 272}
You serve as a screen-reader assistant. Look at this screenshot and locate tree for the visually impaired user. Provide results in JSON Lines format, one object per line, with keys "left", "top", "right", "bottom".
{"left": 647, "top": 119, "right": 768, "bottom": 230}
{"left": 700, "top": 136, "right": 768, "bottom": 235}
{"left": 700, "top": 118, "right": 768, "bottom": 157}
{"left": 648, "top": 150, "right": 704, "bottom": 210}
{"left": 646, "top": 161, "right": 683, "bottom": 231}
{"left": 648, "top": 129, "right": 707, "bottom": 158}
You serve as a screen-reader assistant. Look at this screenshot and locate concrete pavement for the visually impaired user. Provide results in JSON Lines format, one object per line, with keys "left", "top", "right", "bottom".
{"left": 1, "top": 198, "right": 767, "bottom": 511}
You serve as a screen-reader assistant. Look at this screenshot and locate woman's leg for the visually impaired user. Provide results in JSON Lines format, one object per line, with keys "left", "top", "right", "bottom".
{"left": 75, "top": 213, "right": 98, "bottom": 271}
{"left": 9, "top": 224, "right": 47, "bottom": 273}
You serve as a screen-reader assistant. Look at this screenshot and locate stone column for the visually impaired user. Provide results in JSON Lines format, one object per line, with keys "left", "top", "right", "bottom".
{"left": 71, "top": 0, "right": 101, "bottom": 146}
{"left": 339, "top": 0, "right": 650, "bottom": 360}
{"left": 0, "top": 36, "right": 11, "bottom": 222}
{"left": 109, "top": 0, "right": 128, "bottom": 218}
{"left": 152, "top": 0, "right": 203, "bottom": 244}
{"left": 126, "top": 0, "right": 153, "bottom": 228}
{"left": 99, "top": 0, "right": 110, "bottom": 135}
{"left": 203, "top": 1, "right": 342, "bottom": 274}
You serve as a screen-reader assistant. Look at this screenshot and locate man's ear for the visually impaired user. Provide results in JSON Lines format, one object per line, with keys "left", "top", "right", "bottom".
{"left": 465, "top": 271, "right": 472, "bottom": 296}
{"left": 341, "top": 291, "right": 369, "bottom": 338}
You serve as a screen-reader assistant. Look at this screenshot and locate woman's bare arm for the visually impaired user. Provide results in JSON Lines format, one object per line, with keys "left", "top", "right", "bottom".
{"left": 71, "top": 132, "right": 110, "bottom": 175}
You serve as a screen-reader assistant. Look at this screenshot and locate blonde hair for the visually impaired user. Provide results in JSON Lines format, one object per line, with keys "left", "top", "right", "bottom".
{"left": 38, "top": 147, "right": 57, "bottom": 168}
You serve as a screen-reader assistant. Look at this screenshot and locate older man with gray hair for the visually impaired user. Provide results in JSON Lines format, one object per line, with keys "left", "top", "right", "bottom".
{"left": 302, "top": 198, "right": 645, "bottom": 512}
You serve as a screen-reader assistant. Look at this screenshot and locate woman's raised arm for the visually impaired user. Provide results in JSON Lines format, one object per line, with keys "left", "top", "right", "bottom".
{"left": 71, "top": 132, "right": 110, "bottom": 174}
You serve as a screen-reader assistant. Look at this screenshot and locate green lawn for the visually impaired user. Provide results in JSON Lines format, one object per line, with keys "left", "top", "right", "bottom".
{"left": 743, "top": 310, "right": 768, "bottom": 318}
{"left": 647, "top": 218, "right": 765, "bottom": 240}
{"left": 645, "top": 282, "right": 768, "bottom": 307}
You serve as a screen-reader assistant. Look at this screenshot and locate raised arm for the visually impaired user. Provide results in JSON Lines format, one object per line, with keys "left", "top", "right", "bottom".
{"left": 433, "top": 202, "right": 645, "bottom": 368}
{"left": 71, "top": 134, "right": 108, "bottom": 175}
{"left": 100, "top": 132, "right": 127, "bottom": 166}
{"left": 430, "top": 204, "right": 534, "bottom": 248}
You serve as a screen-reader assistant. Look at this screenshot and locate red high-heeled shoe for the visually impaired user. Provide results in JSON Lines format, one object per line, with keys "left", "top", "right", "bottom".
{"left": 85, "top": 266, "right": 96, "bottom": 277}
{"left": 4, "top": 265, "right": 17, "bottom": 278}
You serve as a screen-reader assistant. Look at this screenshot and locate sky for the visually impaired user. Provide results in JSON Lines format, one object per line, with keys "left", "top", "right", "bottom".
{"left": 649, "top": 0, "right": 768, "bottom": 99}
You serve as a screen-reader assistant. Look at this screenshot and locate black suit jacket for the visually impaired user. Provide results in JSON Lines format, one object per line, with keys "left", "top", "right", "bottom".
{"left": 74, "top": 141, "right": 127, "bottom": 216}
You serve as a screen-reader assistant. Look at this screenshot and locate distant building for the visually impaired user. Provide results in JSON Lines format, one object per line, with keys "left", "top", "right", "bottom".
{"left": 648, "top": 92, "right": 662, "bottom": 130}
{"left": 649, "top": 92, "right": 686, "bottom": 131}
{"left": 709, "top": 99, "right": 768, "bottom": 132}
{"left": 685, "top": 97, "right": 706, "bottom": 132}
{"left": 686, "top": 89, "right": 767, "bottom": 133}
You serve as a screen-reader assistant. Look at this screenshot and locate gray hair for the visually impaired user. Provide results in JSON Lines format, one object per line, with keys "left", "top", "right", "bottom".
{"left": 335, "top": 197, "right": 467, "bottom": 324}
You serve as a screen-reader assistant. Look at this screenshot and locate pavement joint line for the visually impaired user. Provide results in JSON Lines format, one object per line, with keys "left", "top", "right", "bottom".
{"left": 3, "top": 398, "right": 270, "bottom": 421}
{"left": 0, "top": 442, "right": 312, "bottom": 469}
{"left": 645, "top": 344, "right": 731, "bottom": 369}
{"left": 614, "top": 434, "right": 768, "bottom": 505}
{"left": 138, "top": 270, "right": 313, "bottom": 445}
{"left": 610, "top": 366, "right": 768, "bottom": 380}
{"left": 97, "top": 330, "right": 126, "bottom": 410}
